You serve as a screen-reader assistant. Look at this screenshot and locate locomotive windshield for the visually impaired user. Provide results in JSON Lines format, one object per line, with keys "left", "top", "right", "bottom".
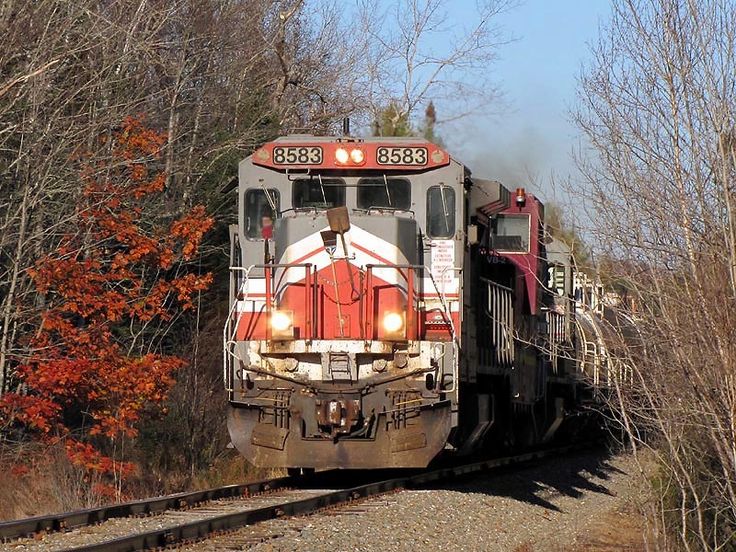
{"left": 357, "top": 177, "right": 411, "bottom": 210}
{"left": 426, "top": 185, "right": 455, "bottom": 238}
{"left": 493, "top": 214, "right": 530, "bottom": 252}
{"left": 292, "top": 177, "right": 345, "bottom": 209}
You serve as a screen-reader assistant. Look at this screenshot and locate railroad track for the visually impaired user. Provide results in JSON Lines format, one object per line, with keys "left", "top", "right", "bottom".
{"left": 1, "top": 443, "right": 593, "bottom": 551}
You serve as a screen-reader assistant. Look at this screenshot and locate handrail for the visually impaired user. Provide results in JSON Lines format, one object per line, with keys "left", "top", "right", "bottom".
{"left": 223, "top": 265, "right": 255, "bottom": 390}
{"left": 223, "top": 263, "right": 313, "bottom": 391}
{"left": 364, "top": 263, "right": 419, "bottom": 341}
{"left": 262, "top": 263, "right": 314, "bottom": 341}
{"left": 365, "top": 262, "right": 461, "bottom": 394}
{"left": 363, "top": 263, "right": 458, "bottom": 337}
{"left": 478, "top": 277, "right": 512, "bottom": 293}
{"left": 225, "top": 261, "right": 463, "bottom": 395}
{"left": 431, "top": 266, "right": 462, "bottom": 338}
{"left": 427, "top": 266, "right": 462, "bottom": 393}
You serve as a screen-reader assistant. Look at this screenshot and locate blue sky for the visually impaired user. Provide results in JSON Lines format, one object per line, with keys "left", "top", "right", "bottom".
{"left": 443, "top": 0, "right": 612, "bottom": 201}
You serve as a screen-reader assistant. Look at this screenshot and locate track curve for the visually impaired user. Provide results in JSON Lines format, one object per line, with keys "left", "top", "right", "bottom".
{"left": 3, "top": 443, "right": 595, "bottom": 551}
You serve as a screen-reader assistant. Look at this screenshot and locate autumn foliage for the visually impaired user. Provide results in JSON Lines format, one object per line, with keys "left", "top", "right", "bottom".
{"left": 0, "top": 117, "right": 213, "bottom": 486}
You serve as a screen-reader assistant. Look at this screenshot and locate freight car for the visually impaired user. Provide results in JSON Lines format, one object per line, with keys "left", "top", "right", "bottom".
{"left": 223, "top": 135, "right": 609, "bottom": 471}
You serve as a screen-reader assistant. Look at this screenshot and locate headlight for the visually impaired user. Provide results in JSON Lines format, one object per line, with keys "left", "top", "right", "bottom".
{"left": 335, "top": 147, "right": 349, "bottom": 164}
{"left": 350, "top": 148, "right": 365, "bottom": 163}
{"left": 382, "top": 312, "right": 404, "bottom": 333}
{"left": 270, "top": 310, "right": 292, "bottom": 332}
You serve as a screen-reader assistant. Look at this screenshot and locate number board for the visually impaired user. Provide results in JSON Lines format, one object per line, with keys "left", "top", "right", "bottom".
{"left": 272, "top": 146, "right": 323, "bottom": 165}
{"left": 376, "top": 147, "right": 428, "bottom": 166}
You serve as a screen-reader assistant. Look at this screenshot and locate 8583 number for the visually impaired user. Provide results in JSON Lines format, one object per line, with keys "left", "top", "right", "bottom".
{"left": 376, "top": 147, "right": 428, "bottom": 166}
{"left": 273, "top": 146, "right": 323, "bottom": 165}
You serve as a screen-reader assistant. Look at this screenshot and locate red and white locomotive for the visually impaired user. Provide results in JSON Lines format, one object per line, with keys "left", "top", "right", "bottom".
{"left": 224, "top": 135, "right": 602, "bottom": 471}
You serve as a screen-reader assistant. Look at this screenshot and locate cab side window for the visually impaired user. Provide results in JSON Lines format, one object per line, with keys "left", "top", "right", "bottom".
{"left": 426, "top": 186, "right": 455, "bottom": 239}
{"left": 245, "top": 189, "right": 280, "bottom": 239}
{"left": 493, "top": 214, "right": 530, "bottom": 252}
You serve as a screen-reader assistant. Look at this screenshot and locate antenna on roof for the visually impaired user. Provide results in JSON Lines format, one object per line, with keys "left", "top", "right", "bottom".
{"left": 342, "top": 117, "right": 350, "bottom": 136}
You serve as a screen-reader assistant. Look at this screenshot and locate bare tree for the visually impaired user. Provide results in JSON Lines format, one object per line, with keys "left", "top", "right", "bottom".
{"left": 358, "top": 0, "right": 513, "bottom": 133}
{"left": 0, "top": 0, "right": 369, "bottom": 390}
{"left": 0, "top": 1, "right": 395, "bottom": 493}
{"left": 576, "top": 0, "right": 736, "bottom": 548}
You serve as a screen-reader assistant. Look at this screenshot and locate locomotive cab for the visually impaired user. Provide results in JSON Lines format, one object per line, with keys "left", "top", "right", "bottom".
{"left": 224, "top": 136, "right": 463, "bottom": 469}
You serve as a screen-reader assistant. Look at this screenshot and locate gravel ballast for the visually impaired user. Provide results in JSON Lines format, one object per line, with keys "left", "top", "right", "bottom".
{"left": 186, "top": 448, "right": 646, "bottom": 551}
{"left": 4, "top": 490, "right": 332, "bottom": 551}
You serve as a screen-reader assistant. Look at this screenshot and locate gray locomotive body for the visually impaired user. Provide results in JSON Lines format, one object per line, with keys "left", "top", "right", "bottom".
{"left": 223, "top": 135, "right": 612, "bottom": 471}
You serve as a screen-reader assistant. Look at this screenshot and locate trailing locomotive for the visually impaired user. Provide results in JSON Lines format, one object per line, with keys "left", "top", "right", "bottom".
{"left": 223, "top": 135, "right": 607, "bottom": 471}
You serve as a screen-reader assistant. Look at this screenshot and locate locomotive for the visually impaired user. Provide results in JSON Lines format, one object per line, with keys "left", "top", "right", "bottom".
{"left": 223, "top": 135, "right": 607, "bottom": 471}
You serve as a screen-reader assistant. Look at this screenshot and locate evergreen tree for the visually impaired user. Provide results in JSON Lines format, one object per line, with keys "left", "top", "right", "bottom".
{"left": 373, "top": 102, "right": 413, "bottom": 137}
{"left": 422, "top": 101, "right": 439, "bottom": 143}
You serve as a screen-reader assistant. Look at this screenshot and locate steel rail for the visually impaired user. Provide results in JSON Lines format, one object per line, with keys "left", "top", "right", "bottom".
{"left": 0, "top": 473, "right": 297, "bottom": 540}
{"left": 26, "top": 442, "right": 593, "bottom": 552}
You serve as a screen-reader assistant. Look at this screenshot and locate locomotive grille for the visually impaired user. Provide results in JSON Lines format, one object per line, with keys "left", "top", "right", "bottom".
{"left": 480, "top": 278, "right": 515, "bottom": 366}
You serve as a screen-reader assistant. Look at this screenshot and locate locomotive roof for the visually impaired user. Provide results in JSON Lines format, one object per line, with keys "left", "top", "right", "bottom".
{"left": 272, "top": 134, "right": 441, "bottom": 144}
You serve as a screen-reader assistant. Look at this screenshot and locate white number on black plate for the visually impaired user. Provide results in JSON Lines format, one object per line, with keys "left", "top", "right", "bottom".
{"left": 376, "top": 147, "right": 428, "bottom": 166}
{"left": 272, "top": 146, "right": 323, "bottom": 165}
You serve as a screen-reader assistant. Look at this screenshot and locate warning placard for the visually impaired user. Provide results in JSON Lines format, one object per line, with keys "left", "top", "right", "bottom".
{"left": 431, "top": 240, "right": 455, "bottom": 289}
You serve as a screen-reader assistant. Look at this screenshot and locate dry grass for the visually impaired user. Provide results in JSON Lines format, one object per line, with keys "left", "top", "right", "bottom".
{"left": 566, "top": 506, "right": 648, "bottom": 551}
{"left": 0, "top": 442, "right": 106, "bottom": 520}
{"left": 0, "top": 442, "right": 281, "bottom": 521}
{"left": 188, "top": 451, "right": 284, "bottom": 490}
